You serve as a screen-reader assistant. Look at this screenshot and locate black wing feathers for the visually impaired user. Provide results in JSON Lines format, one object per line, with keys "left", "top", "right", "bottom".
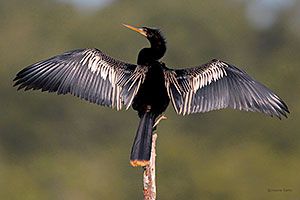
{"left": 15, "top": 49, "right": 289, "bottom": 118}
{"left": 164, "top": 60, "right": 289, "bottom": 118}
{"left": 14, "top": 48, "right": 147, "bottom": 110}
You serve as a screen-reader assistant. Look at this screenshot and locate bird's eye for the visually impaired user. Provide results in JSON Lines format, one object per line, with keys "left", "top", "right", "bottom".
{"left": 142, "top": 28, "right": 149, "bottom": 34}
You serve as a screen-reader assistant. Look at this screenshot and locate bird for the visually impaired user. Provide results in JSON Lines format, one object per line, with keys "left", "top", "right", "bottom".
{"left": 14, "top": 24, "right": 289, "bottom": 167}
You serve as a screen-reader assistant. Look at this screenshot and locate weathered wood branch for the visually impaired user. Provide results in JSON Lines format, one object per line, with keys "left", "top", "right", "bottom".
{"left": 143, "top": 133, "right": 157, "bottom": 200}
{"left": 143, "top": 115, "right": 167, "bottom": 200}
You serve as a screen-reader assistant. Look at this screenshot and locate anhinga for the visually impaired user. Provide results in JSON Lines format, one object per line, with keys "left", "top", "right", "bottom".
{"left": 14, "top": 24, "right": 289, "bottom": 167}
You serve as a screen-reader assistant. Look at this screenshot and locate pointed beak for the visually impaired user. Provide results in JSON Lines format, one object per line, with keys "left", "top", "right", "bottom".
{"left": 123, "top": 24, "right": 147, "bottom": 37}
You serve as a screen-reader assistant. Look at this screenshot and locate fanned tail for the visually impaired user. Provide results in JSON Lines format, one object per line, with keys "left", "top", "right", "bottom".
{"left": 130, "top": 111, "right": 155, "bottom": 167}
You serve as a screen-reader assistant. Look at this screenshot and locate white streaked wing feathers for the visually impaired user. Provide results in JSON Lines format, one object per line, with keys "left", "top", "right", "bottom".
{"left": 163, "top": 60, "right": 288, "bottom": 118}
{"left": 14, "top": 48, "right": 148, "bottom": 110}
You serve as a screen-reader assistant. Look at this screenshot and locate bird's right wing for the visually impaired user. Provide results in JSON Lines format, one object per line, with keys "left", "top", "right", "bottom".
{"left": 14, "top": 48, "right": 148, "bottom": 110}
{"left": 163, "top": 59, "right": 289, "bottom": 118}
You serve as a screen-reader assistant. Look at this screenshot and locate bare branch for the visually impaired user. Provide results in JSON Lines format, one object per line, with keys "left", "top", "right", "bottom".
{"left": 142, "top": 115, "right": 166, "bottom": 200}
{"left": 143, "top": 133, "right": 157, "bottom": 200}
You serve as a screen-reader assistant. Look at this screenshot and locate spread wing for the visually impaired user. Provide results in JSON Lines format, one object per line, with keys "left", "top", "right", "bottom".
{"left": 14, "top": 48, "right": 148, "bottom": 110}
{"left": 163, "top": 59, "right": 289, "bottom": 118}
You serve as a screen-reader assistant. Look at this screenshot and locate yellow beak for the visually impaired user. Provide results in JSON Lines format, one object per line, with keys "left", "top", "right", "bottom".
{"left": 123, "top": 24, "right": 147, "bottom": 37}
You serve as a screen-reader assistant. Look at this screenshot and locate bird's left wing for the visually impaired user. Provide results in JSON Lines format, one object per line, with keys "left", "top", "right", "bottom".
{"left": 163, "top": 59, "right": 289, "bottom": 118}
{"left": 14, "top": 48, "right": 148, "bottom": 110}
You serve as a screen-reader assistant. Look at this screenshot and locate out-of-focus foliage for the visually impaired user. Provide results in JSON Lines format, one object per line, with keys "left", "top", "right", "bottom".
{"left": 1, "top": 0, "right": 299, "bottom": 199}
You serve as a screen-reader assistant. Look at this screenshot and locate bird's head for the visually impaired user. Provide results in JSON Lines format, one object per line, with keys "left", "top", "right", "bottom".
{"left": 123, "top": 24, "right": 166, "bottom": 63}
{"left": 123, "top": 24, "right": 166, "bottom": 48}
{"left": 123, "top": 24, "right": 162, "bottom": 39}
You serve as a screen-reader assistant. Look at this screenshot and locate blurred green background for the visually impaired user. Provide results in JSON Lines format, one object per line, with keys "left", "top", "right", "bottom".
{"left": 1, "top": 0, "right": 299, "bottom": 199}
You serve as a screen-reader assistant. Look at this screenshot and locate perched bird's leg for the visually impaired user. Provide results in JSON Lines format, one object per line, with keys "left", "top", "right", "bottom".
{"left": 146, "top": 105, "right": 151, "bottom": 112}
{"left": 153, "top": 115, "right": 167, "bottom": 129}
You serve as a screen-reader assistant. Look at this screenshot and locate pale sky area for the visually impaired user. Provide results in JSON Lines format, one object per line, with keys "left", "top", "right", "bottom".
{"left": 245, "top": 0, "right": 295, "bottom": 29}
{"left": 60, "top": 0, "right": 296, "bottom": 29}
{"left": 59, "top": 0, "right": 114, "bottom": 9}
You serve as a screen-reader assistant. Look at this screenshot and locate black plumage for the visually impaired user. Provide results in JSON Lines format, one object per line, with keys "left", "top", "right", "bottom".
{"left": 164, "top": 60, "right": 289, "bottom": 117}
{"left": 14, "top": 48, "right": 147, "bottom": 110}
{"left": 14, "top": 24, "right": 289, "bottom": 167}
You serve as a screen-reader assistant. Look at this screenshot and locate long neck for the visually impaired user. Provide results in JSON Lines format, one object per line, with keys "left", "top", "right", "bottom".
{"left": 137, "top": 36, "right": 166, "bottom": 65}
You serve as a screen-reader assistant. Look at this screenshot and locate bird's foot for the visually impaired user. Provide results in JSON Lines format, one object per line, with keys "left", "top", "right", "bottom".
{"left": 153, "top": 115, "right": 167, "bottom": 128}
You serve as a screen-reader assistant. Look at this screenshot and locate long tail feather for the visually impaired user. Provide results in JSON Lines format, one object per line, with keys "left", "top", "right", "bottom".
{"left": 130, "top": 111, "right": 155, "bottom": 167}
